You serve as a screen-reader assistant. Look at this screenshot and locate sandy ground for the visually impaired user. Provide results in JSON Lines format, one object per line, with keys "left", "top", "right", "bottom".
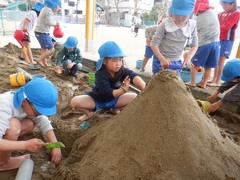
{"left": 0, "top": 44, "right": 240, "bottom": 179}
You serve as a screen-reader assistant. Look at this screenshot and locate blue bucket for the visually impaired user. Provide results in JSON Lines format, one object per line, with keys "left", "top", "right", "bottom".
{"left": 136, "top": 60, "right": 142, "bottom": 69}
{"left": 31, "top": 74, "right": 46, "bottom": 80}
{"left": 180, "top": 71, "right": 203, "bottom": 83}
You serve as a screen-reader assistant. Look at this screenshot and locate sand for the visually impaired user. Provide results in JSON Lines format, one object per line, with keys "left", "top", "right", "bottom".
{"left": 1, "top": 43, "right": 240, "bottom": 180}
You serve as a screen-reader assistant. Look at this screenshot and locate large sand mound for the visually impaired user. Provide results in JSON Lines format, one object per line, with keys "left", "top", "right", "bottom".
{"left": 55, "top": 70, "right": 240, "bottom": 179}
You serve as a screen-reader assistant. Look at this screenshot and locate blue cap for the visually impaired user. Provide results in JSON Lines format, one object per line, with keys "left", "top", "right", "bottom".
{"left": 96, "top": 41, "right": 126, "bottom": 70}
{"left": 32, "top": 2, "right": 44, "bottom": 12}
{"left": 221, "top": 58, "right": 240, "bottom": 81}
{"left": 171, "top": 0, "right": 195, "bottom": 16}
{"left": 13, "top": 78, "right": 58, "bottom": 116}
{"left": 44, "top": 0, "right": 61, "bottom": 9}
{"left": 64, "top": 36, "right": 78, "bottom": 48}
{"left": 220, "top": 0, "right": 235, "bottom": 3}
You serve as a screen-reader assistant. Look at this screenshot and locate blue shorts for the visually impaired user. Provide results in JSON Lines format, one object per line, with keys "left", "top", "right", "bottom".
{"left": 144, "top": 45, "right": 154, "bottom": 58}
{"left": 220, "top": 40, "right": 234, "bottom": 58}
{"left": 35, "top": 32, "right": 54, "bottom": 50}
{"left": 94, "top": 97, "right": 119, "bottom": 111}
{"left": 152, "top": 55, "right": 182, "bottom": 75}
{"left": 191, "top": 42, "right": 220, "bottom": 68}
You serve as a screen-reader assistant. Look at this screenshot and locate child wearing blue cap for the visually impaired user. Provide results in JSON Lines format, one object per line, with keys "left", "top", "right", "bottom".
{"left": 150, "top": 0, "right": 198, "bottom": 75}
{"left": 18, "top": 2, "right": 44, "bottom": 69}
{"left": 71, "top": 41, "right": 146, "bottom": 122}
{"left": 55, "top": 36, "right": 83, "bottom": 75}
{"left": 34, "top": 0, "right": 62, "bottom": 68}
{"left": 0, "top": 79, "right": 62, "bottom": 171}
{"left": 185, "top": 0, "right": 220, "bottom": 89}
{"left": 207, "top": 58, "right": 240, "bottom": 112}
{"left": 208, "top": 0, "right": 240, "bottom": 87}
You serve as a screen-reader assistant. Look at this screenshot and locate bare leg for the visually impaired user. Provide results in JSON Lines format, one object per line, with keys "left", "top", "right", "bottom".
{"left": 23, "top": 41, "right": 35, "bottom": 65}
{"left": 71, "top": 95, "right": 95, "bottom": 122}
{"left": 22, "top": 42, "right": 30, "bottom": 64}
{"left": 215, "top": 56, "right": 226, "bottom": 85}
{"left": 198, "top": 67, "right": 211, "bottom": 88}
{"left": 0, "top": 118, "right": 32, "bottom": 171}
{"left": 185, "top": 65, "right": 198, "bottom": 87}
{"left": 141, "top": 57, "right": 150, "bottom": 69}
{"left": 36, "top": 48, "right": 54, "bottom": 68}
{"left": 116, "top": 92, "right": 137, "bottom": 110}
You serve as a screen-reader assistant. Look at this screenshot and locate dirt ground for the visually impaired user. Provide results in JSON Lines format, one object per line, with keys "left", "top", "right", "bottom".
{"left": 1, "top": 43, "right": 240, "bottom": 179}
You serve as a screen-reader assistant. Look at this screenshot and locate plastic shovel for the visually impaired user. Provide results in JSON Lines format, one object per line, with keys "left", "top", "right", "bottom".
{"left": 45, "top": 142, "right": 65, "bottom": 149}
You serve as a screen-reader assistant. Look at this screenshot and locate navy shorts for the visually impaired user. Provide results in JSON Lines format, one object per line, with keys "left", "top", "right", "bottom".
{"left": 191, "top": 42, "right": 220, "bottom": 68}
{"left": 152, "top": 55, "right": 182, "bottom": 75}
{"left": 35, "top": 32, "right": 54, "bottom": 50}
{"left": 144, "top": 45, "right": 154, "bottom": 58}
{"left": 94, "top": 97, "right": 119, "bottom": 111}
{"left": 220, "top": 40, "right": 234, "bottom": 58}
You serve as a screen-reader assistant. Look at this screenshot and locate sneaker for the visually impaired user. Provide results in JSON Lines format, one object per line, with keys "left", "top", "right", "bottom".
{"left": 139, "top": 68, "right": 145, "bottom": 72}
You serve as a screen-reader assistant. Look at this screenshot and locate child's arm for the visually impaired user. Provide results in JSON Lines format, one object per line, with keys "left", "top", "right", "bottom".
{"left": 21, "top": 18, "right": 30, "bottom": 32}
{"left": 182, "top": 46, "right": 197, "bottom": 67}
{"left": 151, "top": 46, "right": 171, "bottom": 68}
{"left": 44, "top": 130, "right": 62, "bottom": 165}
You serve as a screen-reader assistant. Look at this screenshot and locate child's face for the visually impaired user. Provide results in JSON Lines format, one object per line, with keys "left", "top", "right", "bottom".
{"left": 103, "top": 57, "right": 123, "bottom": 74}
{"left": 53, "top": 5, "right": 61, "bottom": 13}
{"left": 23, "top": 99, "right": 41, "bottom": 117}
{"left": 67, "top": 48, "right": 74, "bottom": 52}
{"left": 172, "top": 14, "right": 189, "bottom": 27}
{"left": 221, "top": 1, "right": 236, "bottom": 12}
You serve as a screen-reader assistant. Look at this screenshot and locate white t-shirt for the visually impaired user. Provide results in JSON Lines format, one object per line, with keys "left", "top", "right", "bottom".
{"left": 18, "top": 10, "right": 37, "bottom": 32}
{"left": 0, "top": 92, "right": 53, "bottom": 140}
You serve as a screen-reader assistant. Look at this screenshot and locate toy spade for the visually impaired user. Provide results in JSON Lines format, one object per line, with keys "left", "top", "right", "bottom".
{"left": 45, "top": 142, "right": 65, "bottom": 149}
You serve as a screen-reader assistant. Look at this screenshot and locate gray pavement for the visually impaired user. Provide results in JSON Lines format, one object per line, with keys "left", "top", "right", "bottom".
{"left": 1, "top": 23, "right": 240, "bottom": 78}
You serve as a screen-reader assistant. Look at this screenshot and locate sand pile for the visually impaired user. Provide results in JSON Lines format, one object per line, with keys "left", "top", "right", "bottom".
{"left": 55, "top": 70, "right": 240, "bottom": 179}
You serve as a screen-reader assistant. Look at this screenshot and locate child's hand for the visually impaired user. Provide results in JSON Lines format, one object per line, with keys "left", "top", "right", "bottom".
{"left": 25, "top": 138, "right": 46, "bottom": 152}
{"left": 123, "top": 76, "right": 130, "bottom": 91}
{"left": 160, "top": 59, "right": 171, "bottom": 68}
{"left": 55, "top": 66, "right": 62, "bottom": 74}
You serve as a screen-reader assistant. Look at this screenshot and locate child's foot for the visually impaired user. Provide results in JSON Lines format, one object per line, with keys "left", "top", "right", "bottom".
{"left": 185, "top": 82, "right": 196, "bottom": 88}
{"left": 109, "top": 108, "right": 120, "bottom": 115}
{"left": 79, "top": 112, "right": 93, "bottom": 122}
{"left": 206, "top": 82, "right": 221, "bottom": 87}
{"left": 0, "top": 154, "right": 30, "bottom": 171}
{"left": 36, "top": 60, "right": 46, "bottom": 68}
{"left": 139, "top": 68, "right": 145, "bottom": 72}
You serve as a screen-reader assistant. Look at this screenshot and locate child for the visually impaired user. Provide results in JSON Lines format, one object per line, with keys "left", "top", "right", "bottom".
{"left": 150, "top": 0, "right": 198, "bottom": 76}
{"left": 139, "top": 25, "right": 158, "bottom": 72}
{"left": 208, "top": 0, "right": 240, "bottom": 87}
{"left": 206, "top": 59, "right": 240, "bottom": 112}
{"left": 185, "top": 0, "right": 220, "bottom": 88}
{"left": 54, "top": 36, "right": 83, "bottom": 76}
{"left": 34, "top": 0, "right": 61, "bottom": 68}
{"left": 71, "top": 41, "right": 146, "bottom": 121}
{"left": 18, "top": 2, "right": 44, "bottom": 68}
{"left": 0, "top": 78, "right": 61, "bottom": 171}
{"left": 51, "top": 36, "right": 64, "bottom": 62}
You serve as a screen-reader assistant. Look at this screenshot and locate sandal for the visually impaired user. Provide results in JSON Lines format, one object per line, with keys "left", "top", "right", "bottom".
{"left": 29, "top": 65, "right": 40, "bottom": 70}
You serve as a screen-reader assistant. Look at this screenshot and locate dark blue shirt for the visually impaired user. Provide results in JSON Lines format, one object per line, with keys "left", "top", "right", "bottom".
{"left": 88, "top": 67, "right": 138, "bottom": 102}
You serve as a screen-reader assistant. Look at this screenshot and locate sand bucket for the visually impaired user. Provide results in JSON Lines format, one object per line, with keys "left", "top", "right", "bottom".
{"left": 31, "top": 74, "right": 46, "bottom": 80}
{"left": 88, "top": 73, "right": 95, "bottom": 85}
{"left": 9, "top": 72, "right": 26, "bottom": 87}
{"left": 196, "top": 99, "right": 211, "bottom": 113}
{"left": 136, "top": 60, "right": 142, "bottom": 69}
